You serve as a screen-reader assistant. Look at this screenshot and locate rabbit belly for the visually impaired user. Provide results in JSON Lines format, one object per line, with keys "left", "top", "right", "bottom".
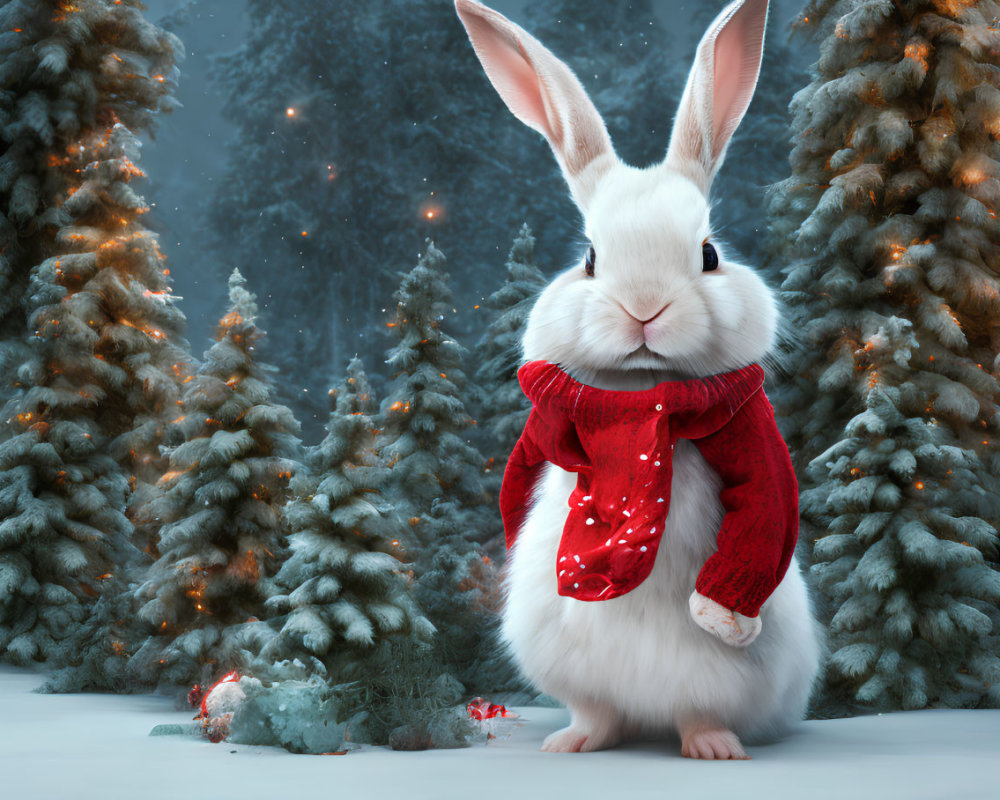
{"left": 501, "top": 439, "right": 821, "bottom": 742}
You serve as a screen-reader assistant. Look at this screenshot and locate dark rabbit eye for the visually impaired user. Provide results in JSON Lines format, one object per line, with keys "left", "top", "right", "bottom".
{"left": 585, "top": 245, "right": 596, "bottom": 277}
{"left": 702, "top": 241, "right": 719, "bottom": 272}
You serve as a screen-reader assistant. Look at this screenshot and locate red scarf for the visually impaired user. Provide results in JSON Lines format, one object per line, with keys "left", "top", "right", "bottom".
{"left": 500, "top": 360, "right": 798, "bottom": 617}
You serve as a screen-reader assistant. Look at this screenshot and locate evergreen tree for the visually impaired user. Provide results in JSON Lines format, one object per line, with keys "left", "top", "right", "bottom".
{"left": 261, "top": 357, "right": 433, "bottom": 674}
{"left": 474, "top": 224, "right": 546, "bottom": 505}
{"left": 378, "top": 242, "right": 511, "bottom": 691}
{"left": 767, "top": 0, "right": 1000, "bottom": 712}
{"left": 207, "top": 0, "right": 581, "bottom": 436}
{"left": 0, "top": 0, "right": 180, "bottom": 342}
{"left": 130, "top": 270, "right": 301, "bottom": 688}
{"left": 0, "top": 0, "right": 185, "bottom": 669}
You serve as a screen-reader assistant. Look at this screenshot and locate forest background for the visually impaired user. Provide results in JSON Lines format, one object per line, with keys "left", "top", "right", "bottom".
{"left": 2, "top": 0, "right": 998, "bottom": 753}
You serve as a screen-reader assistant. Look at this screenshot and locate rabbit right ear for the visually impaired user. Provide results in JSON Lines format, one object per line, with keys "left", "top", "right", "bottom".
{"left": 455, "top": 0, "right": 615, "bottom": 209}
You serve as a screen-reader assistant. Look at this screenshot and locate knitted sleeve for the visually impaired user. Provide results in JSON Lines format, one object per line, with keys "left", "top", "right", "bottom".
{"left": 690, "top": 388, "right": 799, "bottom": 617}
{"left": 499, "top": 429, "right": 547, "bottom": 549}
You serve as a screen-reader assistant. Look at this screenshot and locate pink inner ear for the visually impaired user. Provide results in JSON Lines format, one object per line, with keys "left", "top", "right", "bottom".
{"left": 710, "top": 4, "right": 766, "bottom": 160}
{"left": 460, "top": 12, "right": 555, "bottom": 142}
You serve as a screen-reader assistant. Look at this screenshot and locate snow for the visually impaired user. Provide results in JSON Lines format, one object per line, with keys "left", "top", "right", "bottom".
{"left": 2, "top": 666, "right": 997, "bottom": 800}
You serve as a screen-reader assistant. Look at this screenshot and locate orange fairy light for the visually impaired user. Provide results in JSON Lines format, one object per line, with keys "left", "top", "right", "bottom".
{"left": 219, "top": 311, "right": 244, "bottom": 329}
{"left": 286, "top": 107, "right": 296, "bottom": 118}
{"left": 301, "top": 230, "right": 308, "bottom": 237}
{"left": 904, "top": 41, "right": 929, "bottom": 70}
{"left": 420, "top": 200, "right": 444, "bottom": 221}
{"left": 914, "top": 481, "right": 924, "bottom": 490}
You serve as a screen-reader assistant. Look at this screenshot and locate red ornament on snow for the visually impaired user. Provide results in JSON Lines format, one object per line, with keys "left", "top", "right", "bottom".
{"left": 466, "top": 697, "right": 515, "bottom": 721}
{"left": 188, "top": 670, "right": 244, "bottom": 743}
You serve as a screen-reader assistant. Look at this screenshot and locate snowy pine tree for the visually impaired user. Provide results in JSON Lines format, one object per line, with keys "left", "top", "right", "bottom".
{"left": 208, "top": 0, "right": 589, "bottom": 434}
{"left": 767, "top": 0, "right": 1000, "bottom": 711}
{"left": 0, "top": 0, "right": 185, "bottom": 671}
{"left": 474, "top": 224, "right": 546, "bottom": 503}
{"left": 130, "top": 270, "right": 300, "bottom": 688}
{"left": 261, "top": 357, "right": 433, "bottom": 674}
{"left": 378, "top": 242, "right": 512, "bottom": 691}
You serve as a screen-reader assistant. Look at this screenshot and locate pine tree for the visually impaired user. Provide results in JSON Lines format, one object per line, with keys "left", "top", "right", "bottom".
{"left": 767, "top": 0, "right": 1000, "bottom": 712}
{"left": 261, "top": 357, "right": 433, "bottom": 675}
{"left": 0, "top": 0, "right": 185, "bottom": 669}
{"left": 130, "top": 270, "right": 301, "bottom": 688}
{"left": 378, "top": 242, "right": 511, "bottom": 691}
{"left": 474, "top": 224, "right": 546, "bottom": 504}
{"left": 207, "top": 0, "right": 584, "bottom": 434}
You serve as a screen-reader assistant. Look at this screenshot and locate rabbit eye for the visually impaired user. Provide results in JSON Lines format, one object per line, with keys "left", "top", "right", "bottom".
{"left": 585, "top": 245, "right": 596, "bottom": 277}
{"left": 702, "top": 241, "right": 719, "bottom": 272}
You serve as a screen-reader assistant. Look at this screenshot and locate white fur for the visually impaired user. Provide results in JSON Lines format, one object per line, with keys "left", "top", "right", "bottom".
{"left": 457, "top": 0, "right": 821, "bottom": 754}
{"left": 504, "top": 453, "right": 819, "bottom": 745}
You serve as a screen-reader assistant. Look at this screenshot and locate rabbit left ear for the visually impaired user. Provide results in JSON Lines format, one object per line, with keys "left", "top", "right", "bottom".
{"left": 455, "top": 0, "right": 615, "bottom": 209}
{"left": 664, "top": 0, "right": 769, "bottom": 196}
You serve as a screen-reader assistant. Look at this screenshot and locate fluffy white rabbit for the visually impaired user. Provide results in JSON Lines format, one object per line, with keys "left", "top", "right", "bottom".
{"left": 455, "top": 0, "right": 821, "bottom": 759}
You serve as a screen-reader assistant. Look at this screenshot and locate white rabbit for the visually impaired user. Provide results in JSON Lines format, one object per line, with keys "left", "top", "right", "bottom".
{"left": 455, "top": 0, "right": 821, "bottom": 759}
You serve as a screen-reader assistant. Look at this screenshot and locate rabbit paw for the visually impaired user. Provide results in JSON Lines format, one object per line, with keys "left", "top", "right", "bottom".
{"left": 688, "top": 591, "right": 761, "bottom": 647}
{"left": 541, "top": 724, "right": 619, "bottom": 753}
{"left": 680, "top": 724, "right": 750, "bottom": 760}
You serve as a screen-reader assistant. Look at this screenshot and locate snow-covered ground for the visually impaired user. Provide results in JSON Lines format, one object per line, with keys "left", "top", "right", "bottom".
{"left": 2, "top": 666, "right": 996, "bottom": 800}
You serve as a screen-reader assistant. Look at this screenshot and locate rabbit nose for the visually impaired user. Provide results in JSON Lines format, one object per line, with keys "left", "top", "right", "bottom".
{"left": 638, "top": 304, "right": 670, "bottom": 325}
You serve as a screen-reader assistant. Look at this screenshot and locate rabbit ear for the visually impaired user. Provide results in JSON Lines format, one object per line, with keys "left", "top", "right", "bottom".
{"left": 455, "top": 0, "right": 615, "bottom": 208}
{"left": 664, "top": 0, "right": 769, "bottom": 195}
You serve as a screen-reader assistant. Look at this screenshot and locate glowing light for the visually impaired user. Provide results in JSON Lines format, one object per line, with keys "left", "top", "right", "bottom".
{"left": 301, "top": 230, "right": 308, "bottom": 237}
{"left": 960, "top": 167, "right": 986, "bottom": 186}
{"left": 286, "top": 107, "right": 296, "bottom": 117}
{"left": 153, "top": 75, "right": 165, "bottom": 83}
{"left": 904, "top": 42, "right": 929, "bottom": 71}
{"left": 420, "top": 201, "right": 444, "bottom": 221}
{"left": 914, "top": 481, "right": 924, "bottom": 490}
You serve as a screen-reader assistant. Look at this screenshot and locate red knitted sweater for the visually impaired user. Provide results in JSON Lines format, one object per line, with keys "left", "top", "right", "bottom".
{"left": 500, "top": 360, "right": 798, "bottom": 617}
